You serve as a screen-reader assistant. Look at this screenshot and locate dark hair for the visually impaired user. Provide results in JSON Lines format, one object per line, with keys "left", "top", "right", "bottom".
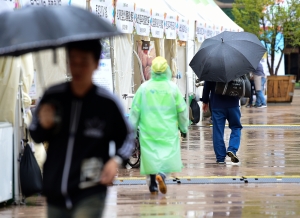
{"left": 66, "top": 39, "right": 102, "bottom": 61}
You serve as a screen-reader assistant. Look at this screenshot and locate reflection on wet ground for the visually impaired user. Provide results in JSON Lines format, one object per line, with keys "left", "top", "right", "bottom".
{"left": 1, "top": 90, "right": 300, "bottom": 217}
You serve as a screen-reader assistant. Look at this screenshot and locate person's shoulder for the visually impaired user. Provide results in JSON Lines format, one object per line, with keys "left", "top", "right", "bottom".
{"left": 44, "top": 82, "right": 68, "bottom": 95}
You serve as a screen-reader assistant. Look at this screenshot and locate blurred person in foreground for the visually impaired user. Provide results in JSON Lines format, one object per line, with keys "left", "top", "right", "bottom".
{"left": 30, "top": 40, "right": 134, "bottom": 218}
{"left": 201, "top": 81, "right": 242, "bottom": 164}
{"left": 129, "top": 56, "right": 189, "bottom": 194}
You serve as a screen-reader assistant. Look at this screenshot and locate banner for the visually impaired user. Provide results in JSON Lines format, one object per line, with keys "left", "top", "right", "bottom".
{"left": 150, "top": 11, "right": 164, "bottom": 39}
{"left": 29, "top": 71, "right": 37, "bottom": 99}
{"left": 195, "top": 20, "right": 205, "bottom": 43}
{"left": 134, "top": 4, "right": 151, "bottom": 36}
{"left": 92, "top": 39, "right": 114, "bottom": 92}
{"left": 20, "top": 0, "right": 68, "bottom": 6}
{"left": 205, "top": 23, "right": 214, "bottom": 39}
{"left": 164, "top": 13, "right": 177, "bottom": 40}
{"left": 115, "top": 0, "right": 134, "bottom": 34}
{"left": 177, "top": 17, "right": 189, "bottom": 41}
{"left": 90, "top": 0, "right": 114, "bottom": 25}
{"left": 214, "top": 24, "right": 221, "bottom": 36}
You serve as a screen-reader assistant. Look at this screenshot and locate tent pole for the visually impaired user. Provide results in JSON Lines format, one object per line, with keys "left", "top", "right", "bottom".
{"left": 109, "top": 38, "right": 116, "bottom": 93}
{"left": 86, "top": 0, "right": 90, "bottom": 11}
{"left": 131, "top": 34, "right": 135, "bottom": 93}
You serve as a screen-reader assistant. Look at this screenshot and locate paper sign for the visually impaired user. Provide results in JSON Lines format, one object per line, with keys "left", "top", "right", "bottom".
{"left": 205, "top": 23, "right": 214, "bottom": 39}
{"left": 177, "top": 17, "right": 189, "bottom": 41}
{"left": 214, "top": 24, "right": 221, "bottom": 36}
{"left": 164, "top": 13, "right": 177, "bottom": 39}
{"left": 20, "top": 0, "right": 68, "bottom": 6}
{"left": 93, "top": 59, "right": 113, "bottom": 92}
{"left": 115, "top": 0, "right": 134, "bottom": 34}
{"left": 196, "top": 21, "right": 205, "bottom": 42}
{"left": 150, "top": 11, "right": 164, "bottom": 38}
{"left": 90, "top": 0, "right": 114, "bottom": 25}
{"left": 29, "top": 71, "right": 37, "bottom": 98}
{"left": 134, "top": 5, "right": 150, "bottom": 36}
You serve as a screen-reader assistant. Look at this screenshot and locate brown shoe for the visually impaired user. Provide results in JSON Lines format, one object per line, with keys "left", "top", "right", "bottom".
{"left": 156, "top": 173, "right": 167, "bottom": 194}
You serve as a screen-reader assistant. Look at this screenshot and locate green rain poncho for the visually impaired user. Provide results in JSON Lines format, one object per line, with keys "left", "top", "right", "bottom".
{"left": 129, "top": 56, "right": 189, "bottom": 175}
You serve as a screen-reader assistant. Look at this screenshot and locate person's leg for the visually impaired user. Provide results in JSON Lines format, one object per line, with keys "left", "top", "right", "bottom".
{"left": 73, "top": 192, "right": 106, "bottom": 218}
{"left": 227, "top": 107, "right": 242, "bottom": 162}
{"left": 249, "top": 80, "right": 255, "bottom": 105}
{"left": 212, "top": 108, "right": 227, "bottom": 162}
{"left": 260, "top": 77, "right": 267, "bottom": 106}
{"left": 156, "top": 172, "right": 167, "bottom": 194}
{"left": 255, "top": 90, "right": 262, "bottom": 106}
{"left": 148, "top": 174, "right": 158, "bottom": 193}
{"left": 48, "top": 204, "right": 72, "bottom": 218}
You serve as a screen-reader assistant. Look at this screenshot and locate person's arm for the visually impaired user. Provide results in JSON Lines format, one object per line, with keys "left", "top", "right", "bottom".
{"left": 100, "top": 99, "right": 135, "bottom": 185}
{"left": 201, "top": 81, "right": 211, "bottom": 113}
{"left": 29, "top": 93, "right": 58, "bottom": 143}
{"left": 175, "top": 87, "right": 189, "bottom": 134}
{"left": 129, "top": 88, "right": 142, "bottom": 132}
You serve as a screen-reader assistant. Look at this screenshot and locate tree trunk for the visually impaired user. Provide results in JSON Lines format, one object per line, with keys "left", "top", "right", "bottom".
{"left": 275, "top": 50, "right": 284, "bottom": 75}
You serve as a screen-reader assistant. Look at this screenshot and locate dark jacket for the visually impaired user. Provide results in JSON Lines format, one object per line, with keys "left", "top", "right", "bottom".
{"left": 201, "top": 81, "right": 240, "bottom": 109}
{"left": 30, "top": 82, "right": 134, "bottom": 208}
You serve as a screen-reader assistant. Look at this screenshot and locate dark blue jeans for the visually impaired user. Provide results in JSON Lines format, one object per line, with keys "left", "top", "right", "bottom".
{"left": 212, "top": 107, "right": 242, "bottom": 162}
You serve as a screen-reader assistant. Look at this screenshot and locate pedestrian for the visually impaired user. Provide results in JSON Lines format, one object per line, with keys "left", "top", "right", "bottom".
{"left": 30, "top": 40, "right": 134, "bottom": 218}
{"left": 201, "top": 81, "right": 242, "bottom": 164}
{"left": 245, "top": 72, "right": 255, "bottom": 108}
{"left": 253, "top": 62, "right": 267, "bottom": 108}
{"left": 129, "top": 56, "right": 189, "bottom": 194}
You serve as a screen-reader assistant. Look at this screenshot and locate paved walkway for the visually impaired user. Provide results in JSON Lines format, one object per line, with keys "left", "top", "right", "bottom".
{"left": 1, "top": 90, "right": 300, "bottom": 218}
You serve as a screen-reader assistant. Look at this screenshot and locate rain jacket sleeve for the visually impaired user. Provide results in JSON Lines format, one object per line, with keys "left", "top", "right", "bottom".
{"left": 175, "top": 87, "right": 189, "bottom": 133}
{"left": 129, "top": 87, "right": 142, "bottom": 132}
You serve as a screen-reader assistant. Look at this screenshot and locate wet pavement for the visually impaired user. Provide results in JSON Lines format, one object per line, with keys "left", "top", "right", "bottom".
{"left": 1, "top": 90, "right": 300, "bottom": 217}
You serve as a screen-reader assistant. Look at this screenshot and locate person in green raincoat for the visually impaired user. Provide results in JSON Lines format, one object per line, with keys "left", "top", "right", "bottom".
{"left": 129, "top": 56, "right": 189, "bottom": 194}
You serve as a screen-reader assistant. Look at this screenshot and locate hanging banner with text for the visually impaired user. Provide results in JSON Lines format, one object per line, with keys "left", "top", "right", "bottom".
{"left": 164, "top": 13, "right": 177, "bottom": 40}
{"left": 90, "top": 0, "right": 114, "bottom": 25}
{"left": 195, "top": 21, "right": 205, "bottom": 43}
{"left": 177, "top": 17, "right": 189, "bottom": 41}
{"left": 115, "top": 0, "right": 134, "bottom": 34}
{"left": 150, "top": 10, "right": 164, "bottom": 39}
{"left": 92, "top": 39, "right": 113, "bottom": 92}
{"left": 214, "top": 24, "right": 221, "bottom": 36}
{"left": 134, "top": 4, "right": 150, "bottom": 36}
{"left": 205, "top": 23, "right": 214, "bottom": 39}
{"left": 20, "top": 0, "right": 68, "bottom": 7}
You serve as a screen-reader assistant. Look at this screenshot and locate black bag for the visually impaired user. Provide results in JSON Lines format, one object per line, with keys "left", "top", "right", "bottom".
{"left": 215, "top": 75, "right": 251, "bottom": 98}
{"left": 190, "top": 98, "right": 200, "bottom": 124}
{"left": 20, "top": 132, "right": 43, "bottom": 198}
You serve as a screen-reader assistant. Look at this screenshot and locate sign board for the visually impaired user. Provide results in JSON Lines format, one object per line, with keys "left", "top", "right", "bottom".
{"left": 115, "top": 0, "right": 134, "bottom": 34}
{"left": 177, "top": 17, "right": 189, "bottom": 41}
{"left": 164, "top": 13, "right": 177, "bottom": 39}
{"left": 150, "top": 10, "right": 164, "bottom": 38}
{"left": 195, "top": 20, "right": 205, "bottom": 42}
{"left": 29, "top": 71, "right": 37, "bottom": 99}
{"left": 90, "top": 0, "right": 114, "bottom": 25}
{"left": 92, "top": 39, "right": 113, "bottom": 92}
{"left": 205, "top": 23, "right": 214, "bottom": 39}
{"left": 134, "top": 4, "right": 150, "bottom": 36}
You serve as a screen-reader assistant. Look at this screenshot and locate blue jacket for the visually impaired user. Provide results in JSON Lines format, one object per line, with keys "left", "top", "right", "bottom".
{"left": 201, "top": 81, "right": 240, "bottom": 109}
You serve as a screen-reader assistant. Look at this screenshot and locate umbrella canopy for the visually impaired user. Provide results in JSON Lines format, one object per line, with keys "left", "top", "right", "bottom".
{"left": 189, "top": 31, "right": 267, "bottom": 83}
{"left": 0, "top": 5, "right": 121, "bottom": 56}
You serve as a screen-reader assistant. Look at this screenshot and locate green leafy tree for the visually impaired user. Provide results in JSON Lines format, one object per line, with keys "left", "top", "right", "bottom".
{"left": 232, "top": 0, "right": 300, "bottom": 75}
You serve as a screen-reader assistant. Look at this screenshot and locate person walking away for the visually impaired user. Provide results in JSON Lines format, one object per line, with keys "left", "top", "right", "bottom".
{"left": 129, "top": 56, "right": 189, "bottom": 194}
{"left": 245, "top": 72, "right": 255, "bottom": 108}
{"left": 201, "top": 81, "right": 242, "bottom": 164}
{"left": 253, "top": 62, "right": 267, "bottom": 108}
{"left": 30, "top": 40, "right": 134, "bottom": 218}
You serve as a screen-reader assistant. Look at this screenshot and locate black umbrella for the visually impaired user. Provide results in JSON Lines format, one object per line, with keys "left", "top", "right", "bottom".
{"left": 189, "top": 31, "right": 266, "bottom": 83}
{"left": 0, "top": 5, "right": 121, "bottom": 56}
